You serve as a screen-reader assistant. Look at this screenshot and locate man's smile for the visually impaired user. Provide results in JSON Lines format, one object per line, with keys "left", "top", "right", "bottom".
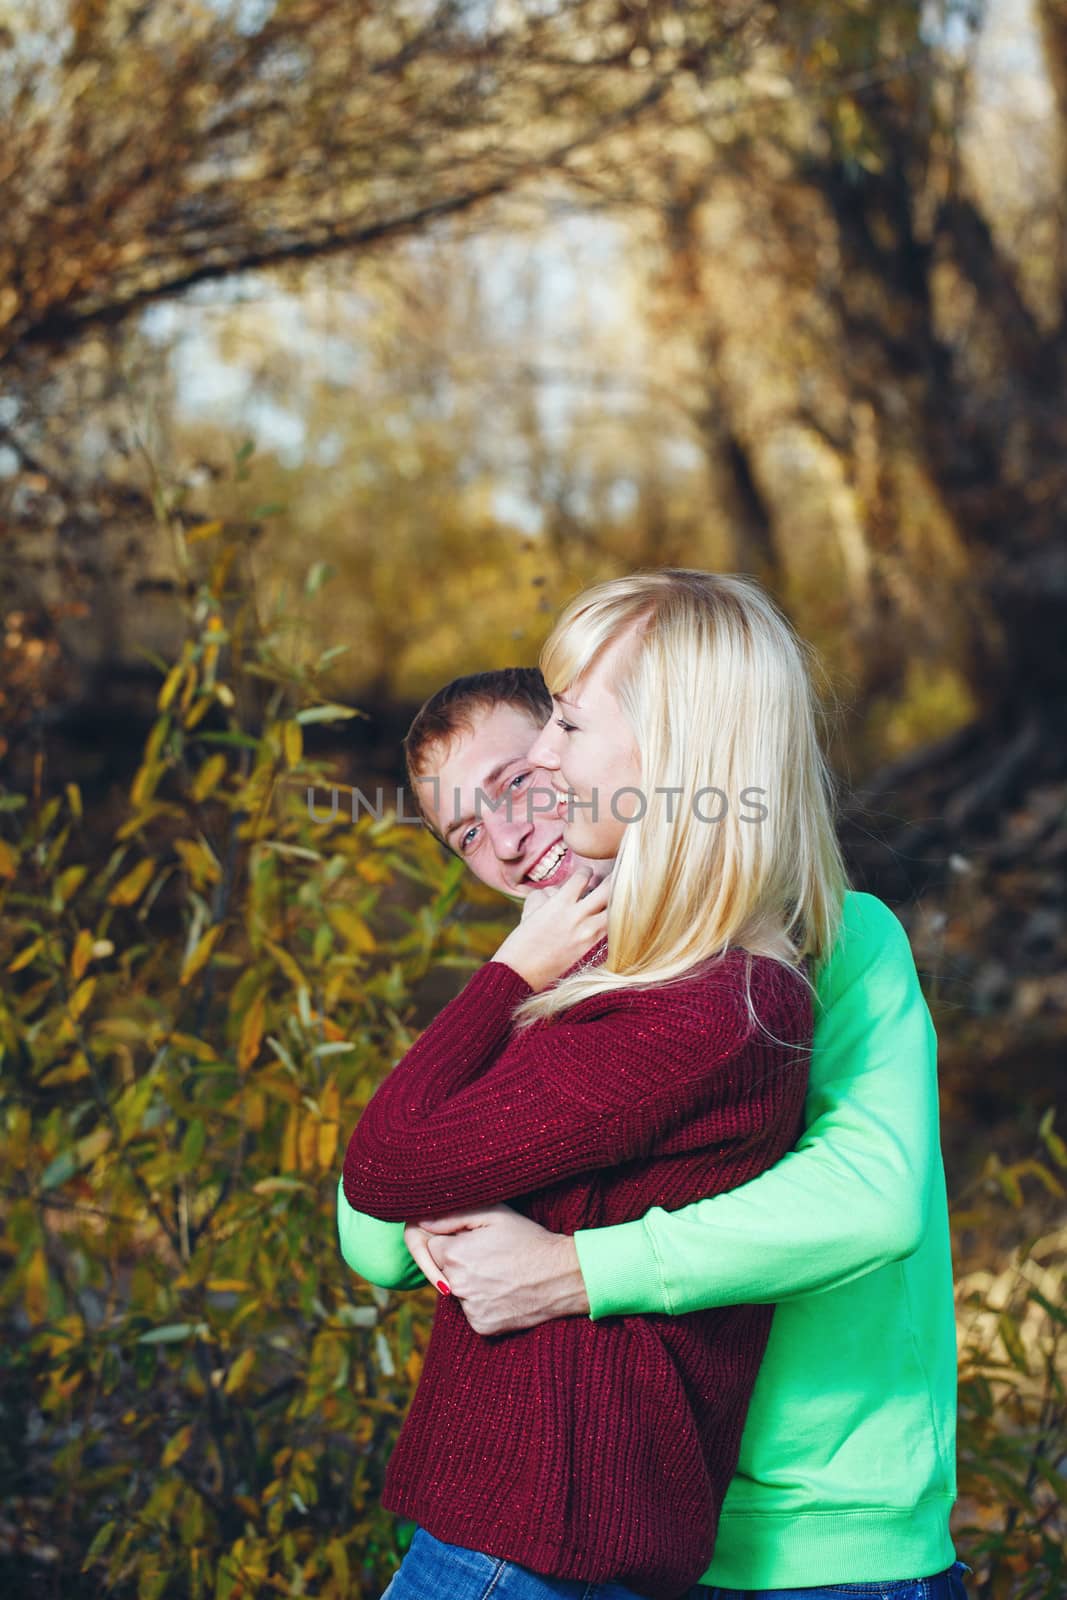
{"left": 522, "top": 836, "right": 573, "bottom": 887}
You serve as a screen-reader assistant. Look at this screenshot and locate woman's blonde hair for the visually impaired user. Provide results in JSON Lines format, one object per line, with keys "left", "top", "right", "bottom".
{"left": 512, "top": 568, "right": 848, "bottom": 1028}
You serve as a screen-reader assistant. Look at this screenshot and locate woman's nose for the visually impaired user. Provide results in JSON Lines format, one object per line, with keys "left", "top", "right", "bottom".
{"left": 526, "top": 724, "right": 561, "bottom": 769}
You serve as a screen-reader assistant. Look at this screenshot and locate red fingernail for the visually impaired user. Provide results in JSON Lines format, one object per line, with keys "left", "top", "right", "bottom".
{"left": 436, "top": 1280, "right": 451, "bottom": 1295}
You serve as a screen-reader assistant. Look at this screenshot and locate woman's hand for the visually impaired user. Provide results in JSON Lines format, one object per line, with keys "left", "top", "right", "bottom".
{"left": 492, "top": 867, "right": 610, "bottom": 992}
{"left": 403, "top": 1206, "right": 590, "bottom": 1334}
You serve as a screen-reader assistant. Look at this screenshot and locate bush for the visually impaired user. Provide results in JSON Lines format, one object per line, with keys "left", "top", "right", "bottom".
{"left": 0, "top": 524, "right": 510, "bottom": 1599}
{"left": 952, "top": 1121, "right": 1067, "bottom": 1599}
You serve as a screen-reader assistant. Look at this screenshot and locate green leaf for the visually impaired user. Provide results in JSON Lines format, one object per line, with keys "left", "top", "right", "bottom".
{"left": 138, "top": 1567, "right": 168, "bottom": 1600}
{"left": 40, "top": 1148, "right": 79, "bottom": 1192}
{"left": 180, "top": 1119, "right": 207, "bottom": 1168}
{"left": 1027, "top": 1286, "right": 1067, "bottom": 1328}
{"left": 295, "top": 703, "right": 367, "bottom": 725}
{"left": 305, "top": 561, "right": 335, "bottom": 597}
{"left": 137, "top": 1322, "right": 208, "bottom": 1345}
{"left": 997, "top": 1313, "right": 1029, "bottom": 1375}
{"left": 252, "top": 1177, "right": 311, "bottom": 1195}
{"left": 336, "top": 1305, "right": 378, "bottom": 1328}
{"left": 196, "top": 731, "right": 260, "bottom": 750}
{"left": 316, "top": 643, "right": 350, "bottom": 669}
{"left": 82, "top": 1520, "right": 116, "bottom": 1568}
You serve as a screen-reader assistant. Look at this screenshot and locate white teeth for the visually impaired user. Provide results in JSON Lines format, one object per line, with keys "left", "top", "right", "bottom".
{"left": 528, "top": 841, "right": 566, "bottom": 882}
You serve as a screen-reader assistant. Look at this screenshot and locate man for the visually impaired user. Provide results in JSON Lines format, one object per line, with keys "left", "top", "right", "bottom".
{"left": 338, "top": 668, "right": 968, "bottom": 1600}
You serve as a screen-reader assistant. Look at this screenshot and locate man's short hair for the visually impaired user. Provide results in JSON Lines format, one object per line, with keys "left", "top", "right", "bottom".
{"left": 403, "top": 668, "right": 552, "bottom": 844}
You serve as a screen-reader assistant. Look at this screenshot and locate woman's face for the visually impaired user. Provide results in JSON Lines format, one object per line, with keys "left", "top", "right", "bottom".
{"left": 525, "top": 630, "right": 643, "bottom": 861}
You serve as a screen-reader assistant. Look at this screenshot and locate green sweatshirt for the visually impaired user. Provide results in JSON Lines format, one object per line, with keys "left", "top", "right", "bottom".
{"left": 336, "top": 891, "right": 958, "bottom": 1590}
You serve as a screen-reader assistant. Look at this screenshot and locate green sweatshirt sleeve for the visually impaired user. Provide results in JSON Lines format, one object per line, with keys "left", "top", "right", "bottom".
{"left": 336, "top": 1177, "right": 428, "bottom": 1291}
{"left": 574, "top": 891, "right": 939, "bottom": 1318}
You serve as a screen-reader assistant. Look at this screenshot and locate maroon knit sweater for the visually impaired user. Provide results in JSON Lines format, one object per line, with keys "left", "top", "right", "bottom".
{"left": 341, "top": 943, "right": 811, "bottom": 1600}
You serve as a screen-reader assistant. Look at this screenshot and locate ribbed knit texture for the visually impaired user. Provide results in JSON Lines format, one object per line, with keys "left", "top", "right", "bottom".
{"left": 342, "top": 944, "right": 811, "bottom": 1600}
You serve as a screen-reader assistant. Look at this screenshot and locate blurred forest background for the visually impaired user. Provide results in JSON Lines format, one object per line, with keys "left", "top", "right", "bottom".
{"left": 1, "top": 1, "right": 1064, "bottom": 1597}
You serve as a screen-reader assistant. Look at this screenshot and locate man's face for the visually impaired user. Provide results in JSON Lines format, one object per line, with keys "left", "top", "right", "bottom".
{"left": 419, "top": 703, "right": 597, "bottom": 899}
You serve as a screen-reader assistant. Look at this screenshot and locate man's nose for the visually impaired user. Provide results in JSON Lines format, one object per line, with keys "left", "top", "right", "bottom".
{"left": 488, "top": 803, "right": 535, "bottom": 859}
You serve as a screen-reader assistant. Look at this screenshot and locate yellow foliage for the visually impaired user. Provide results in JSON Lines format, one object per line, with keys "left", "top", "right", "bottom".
{"left": 297, "top": 1113, "right": 318, "bottom": 1173}
{"left": 281, "top": 1106, "right": 299, "bottom": 1173}
{"left": 186, "top": 520, "right": 223, "bottom": 544}
{"left": 223, "top": 1348, "right": 256, "bottom": 1395}
{"left": 108, "top": 857, "right": 156, "bottom": 907}
{"left": 8, "top": 937, "right": 43, "bottom": 972}
{"left": 67, "top": 976, "right": 97, "bottom": 1020}
{"left": 237, "top": 992, "right": 266, "bottom": 1071}
{"left": 55, "top": 864, "right": 88, "bottom": 905}
{"left": 326, "top": 905, "right": 376, "bottom": 953}
{"left": 70, "top": 928, "right": 95, "bottom": 982}
{"left": 317, "top": 1077, "right": 340, "bottom": 1169}
{"left": 25, "top": 1247, "right": 48, "bottom": 1321}
{"left": 190, "top": 753, "right": 228, "bottom": 803}
{"left": 174, "top": 837, "right": 222, "bottom": 887}
{"left": 157, "top": 662, "right": 187, "bottom": 711}
{"left": 283, "top": 721, "right": 303, "bottom": 768}
{"left": 161, "top": 1424, "right": 194, "bottom": 1468}
{"left": 265, "top": 938, "right": 308, "bottom": 991}
{"left": 180, "top": 924, "right": 223, "bottom": 985}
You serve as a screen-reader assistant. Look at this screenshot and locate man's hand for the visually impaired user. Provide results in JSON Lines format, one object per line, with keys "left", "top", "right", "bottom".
{"left": 402, "top": 1204, "right": 590, "bottom": 1335}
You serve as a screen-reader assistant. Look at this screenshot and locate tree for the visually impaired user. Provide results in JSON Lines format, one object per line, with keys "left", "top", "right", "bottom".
{"left": 0, "top": 0, "right": 759, "bottom": 362}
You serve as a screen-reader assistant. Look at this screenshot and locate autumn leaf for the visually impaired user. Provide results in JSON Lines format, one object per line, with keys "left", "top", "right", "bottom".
{"left": 317, "top": 1077, "right": 340, "bottom": 1169}
{"left": 265, "top": 938, "right": 308, "bottom": 992}
{"left": 223, "top": 1349, "right": 256, "bottom": 1395}
{"left": 70, "top": 928, "right": 95, "bottom": 982}
{"left": 108, "top": 857, "right": 156, "bottom": 907}
{"left": 237, "top": 991, "right": 267, "bottom": 1071}
{"left": 8, "top": 937, "right": 43, "bottom": 972}
{"left": 180, "top": 924, "right": 223, "bottom": 985}
{"left": 190, "top": 753, "right": 227, "bottom": 803}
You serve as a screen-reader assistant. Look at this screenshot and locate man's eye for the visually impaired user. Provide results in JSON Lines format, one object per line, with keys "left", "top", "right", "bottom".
{"left": 555, "top": 718, "right": 577, "bottom": 733}
{"left": 508, "top": 771, "right": 532, "bottom": 790}
{"left": 460, "top": 824, "right": 479, "bottom": 851}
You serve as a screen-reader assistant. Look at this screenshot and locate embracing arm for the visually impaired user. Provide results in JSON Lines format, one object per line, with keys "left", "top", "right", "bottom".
{"left": 336, "top": 1178, "right": 427, "bottom": 1291}
{"left": 341, "top": 955, "right": 807, "bottom": 1222}
{"left": 573, "top": 892, "right": 940, "bottom": 1318}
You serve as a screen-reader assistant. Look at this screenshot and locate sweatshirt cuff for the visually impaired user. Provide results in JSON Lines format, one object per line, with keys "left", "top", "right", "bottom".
{"left": 573, "top": 1215, "right": 668, "bottom": 1320}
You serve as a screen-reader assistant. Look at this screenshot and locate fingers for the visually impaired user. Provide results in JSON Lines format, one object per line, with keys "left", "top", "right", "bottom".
{"left": 560, "top": 865, "right": 597, "bottom": 902}
{"left": 520, "top": 886, "right": 555, "bottom": 920}
{"left": 403, "top": 1222, "right": 449, "bottom": 1292}
{"left": 577, "top": 870, "right": 612, "bottom": 908}
{"left": 415, "top": 1211, "right": 487, "bottom": 1234}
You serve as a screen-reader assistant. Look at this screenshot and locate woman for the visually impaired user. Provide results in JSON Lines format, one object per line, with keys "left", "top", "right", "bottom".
{"left": 341, "top": 570, "right": 847, "bottom": 1600}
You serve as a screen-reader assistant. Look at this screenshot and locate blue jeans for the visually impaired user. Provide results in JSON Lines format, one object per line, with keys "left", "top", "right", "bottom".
{"left": 380, "top": 1531, "right": 971, "bottom": 1600}
{"left": 698, "top": 1561, "right": 973, "bottom": 1600}
{"left": 379, "top": 1527, "right": 694, "bottom": 1599}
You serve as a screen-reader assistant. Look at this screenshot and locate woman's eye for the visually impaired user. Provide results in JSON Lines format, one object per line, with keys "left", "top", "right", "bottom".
{"left": 460, "top": 824, "right": 480, "bottom": 851}
{"left": 555, "top": 718, "right": 577, "bottom": 733}
{"left": 508, "top": 771, "right": 532, "bottom": 791}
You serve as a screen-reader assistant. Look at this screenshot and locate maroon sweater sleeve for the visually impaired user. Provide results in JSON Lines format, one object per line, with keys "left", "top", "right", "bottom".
{"left": 341, "top": 954, "right": 806, "bottom": 1221}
